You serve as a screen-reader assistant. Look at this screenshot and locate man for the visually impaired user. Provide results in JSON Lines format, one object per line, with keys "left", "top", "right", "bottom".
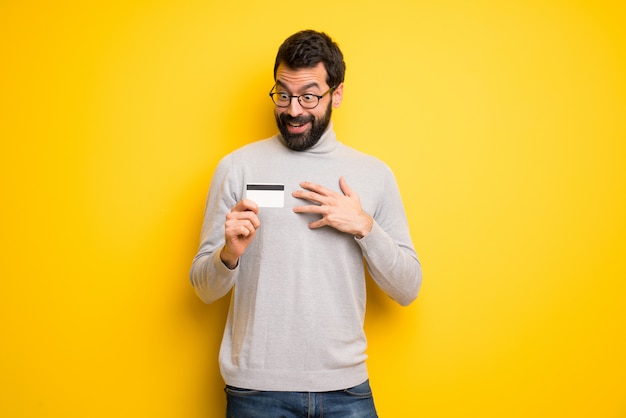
{"left": 190, "top": 30, "right": 422, "bottom": 418}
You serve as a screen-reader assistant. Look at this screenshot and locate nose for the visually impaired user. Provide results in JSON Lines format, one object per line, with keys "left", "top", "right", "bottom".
{"left": 286, "top": 96, "right": 304, "bottom": 117}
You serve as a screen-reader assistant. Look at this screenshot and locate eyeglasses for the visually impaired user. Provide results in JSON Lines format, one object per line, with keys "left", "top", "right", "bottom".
{"left": 269, "top": 85, "right": 335, "bottom": 109}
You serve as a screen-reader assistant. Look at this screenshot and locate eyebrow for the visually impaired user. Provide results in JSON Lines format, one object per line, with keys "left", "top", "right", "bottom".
{"left": 275, "top": 80, "right": 321, "bottom": 92}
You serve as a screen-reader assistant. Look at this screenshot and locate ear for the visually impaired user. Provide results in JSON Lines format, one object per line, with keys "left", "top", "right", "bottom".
{"left": 331, "top": 83, "right": 344, "bottom": 108}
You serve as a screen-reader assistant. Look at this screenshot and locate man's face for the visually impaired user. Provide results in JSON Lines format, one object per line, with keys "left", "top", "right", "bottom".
{"left": 273, "top": 62, "right": 343, "bottom": 151}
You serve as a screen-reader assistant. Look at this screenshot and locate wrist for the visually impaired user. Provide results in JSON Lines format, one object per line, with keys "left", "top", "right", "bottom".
{"left": 220, "top": 246, "right": 239, "bottom": 269}
{"left": 355, "top": 215, "right": 374, "bottom": 239}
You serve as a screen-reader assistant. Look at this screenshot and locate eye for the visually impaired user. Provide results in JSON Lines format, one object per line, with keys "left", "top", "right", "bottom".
{"left": 277, "top": 92, "right": 290, "bottom": 100}
{"left": 301, "top": 94, "right": 317, "bottom": 103}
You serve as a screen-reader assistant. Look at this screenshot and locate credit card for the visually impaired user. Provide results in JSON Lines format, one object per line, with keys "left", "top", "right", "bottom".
{"left": 246, "top": 184, "right": 285, "bottom": 208}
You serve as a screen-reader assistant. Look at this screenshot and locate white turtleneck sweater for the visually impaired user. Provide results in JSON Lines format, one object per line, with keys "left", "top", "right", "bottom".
{"left": 190, "top": 124, "right": 421, "bottom": 392}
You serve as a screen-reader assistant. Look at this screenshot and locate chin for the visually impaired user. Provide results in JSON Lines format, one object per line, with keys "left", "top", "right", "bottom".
{"left": 283, "top": 133, "right": 317, "bottom": 151}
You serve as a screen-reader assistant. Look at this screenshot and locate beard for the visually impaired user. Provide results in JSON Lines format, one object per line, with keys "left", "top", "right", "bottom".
{"left": 275, "top": 101, "right": 333, "bottom": 151}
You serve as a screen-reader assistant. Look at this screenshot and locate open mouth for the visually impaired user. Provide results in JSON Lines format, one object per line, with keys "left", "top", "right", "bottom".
{"left": 287, "top": 121, "right": 310, "bottom": 133}
{"left": 278, "top": 113, "right": 314, "bottom": 136}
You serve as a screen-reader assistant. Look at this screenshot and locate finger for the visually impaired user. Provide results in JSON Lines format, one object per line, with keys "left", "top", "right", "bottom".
{"left": 232, "top": 198, "right": 259, "bottom": 214}
{"left": 339, "top": 176, "right": 354, "bottom": 197}
{"left": 307, "top": 218, "right": 327, "bottom": 229}
{"left": 235, "top": 211, "right": 260, "bottom": 229}
{"left": 227, "top": 209, "right": 261, "bottom": 230}
{"left": 235, "top": 224, "right": 253, "bottom": 237}
{"left": 227, "top": 220, "right": 257, "bottom": 237}
{"left": 298, "top": 181, "right": 334, "bottom": 196}
{"left": 292, "top": 189, "right": 325, "bottom": 204}
{"left": 227, "top": 209, "right": 260, "bottom": 223}
{"left": 226, "top": 211, "right": 260, "bottom": 230}
{"left": 293, "top": 204, "right": 326, "bottom": 214}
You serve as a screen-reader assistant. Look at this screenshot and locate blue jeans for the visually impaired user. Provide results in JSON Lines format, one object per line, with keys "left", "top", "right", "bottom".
{"left": 224, "top": 380, "right": 378, "bottom": 418}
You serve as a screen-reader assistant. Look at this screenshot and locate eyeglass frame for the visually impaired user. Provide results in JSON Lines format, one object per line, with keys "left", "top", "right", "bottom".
{"left": 269, "top": 84, "right": 337, "bottom": 109}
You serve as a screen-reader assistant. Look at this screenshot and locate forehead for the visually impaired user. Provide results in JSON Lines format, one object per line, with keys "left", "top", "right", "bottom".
{"left": 275, "top": 62, "right": 329, "bottom": 91}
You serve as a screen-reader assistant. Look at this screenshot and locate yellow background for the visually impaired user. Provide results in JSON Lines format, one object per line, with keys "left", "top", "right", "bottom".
{"left": 1, "top": 1, "right": 625, "bottom": 417}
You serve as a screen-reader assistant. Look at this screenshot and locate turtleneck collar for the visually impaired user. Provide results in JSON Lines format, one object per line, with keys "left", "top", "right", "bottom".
{"left": 277, "top": 122, "right": 339, "bottom": 155}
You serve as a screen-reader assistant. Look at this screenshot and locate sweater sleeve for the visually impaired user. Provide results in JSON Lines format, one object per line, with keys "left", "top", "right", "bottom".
{"left": 355, "top": 169, "right": 422, "bottom": 306}
{"left": 189, "top": 155, "right": 240, "bottom": 304}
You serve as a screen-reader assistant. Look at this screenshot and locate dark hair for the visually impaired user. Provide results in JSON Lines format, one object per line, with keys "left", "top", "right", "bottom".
{"left": 273, "top": 30, "right": 346, "bottom": 88}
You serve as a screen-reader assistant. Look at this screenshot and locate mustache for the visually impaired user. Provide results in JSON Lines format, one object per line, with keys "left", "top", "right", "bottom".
{"left": 279, "top": 114, "right": 314, "bottom": 125}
